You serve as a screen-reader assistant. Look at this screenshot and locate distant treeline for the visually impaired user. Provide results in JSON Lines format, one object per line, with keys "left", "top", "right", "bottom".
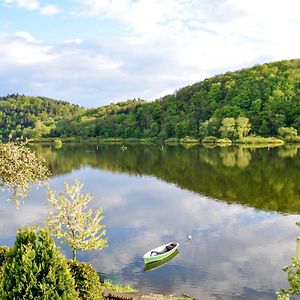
{"left": 1, "top": 59, "right": 300, "bottom": 141}
{"left": 0, "top": 94, "right": 84, "bottom": 141}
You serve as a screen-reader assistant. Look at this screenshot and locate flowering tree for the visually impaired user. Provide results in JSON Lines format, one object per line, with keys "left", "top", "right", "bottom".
{"left": 0, "top": 142, "right": 49, "bottom": 207}
{"left": 45, "top": 180, "right": 108, "bottom": 260}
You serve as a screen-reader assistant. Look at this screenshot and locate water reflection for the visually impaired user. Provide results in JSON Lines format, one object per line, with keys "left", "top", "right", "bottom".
{"left": 31, "top": 143, "right": 300, "bottom": 214}
{"left": 0, "top": 144, "right": 299, "bottom": 299}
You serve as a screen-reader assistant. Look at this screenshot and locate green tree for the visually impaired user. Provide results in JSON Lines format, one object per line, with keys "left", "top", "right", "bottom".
{"left": 0, "top": 227, "right": 78, "bottom": 299}
{"left": 68, "top": 260, "right": 103, "bottom": 300}
{"left": 236, "top": 117, "right": 251, "bottom": 139}
{"left": 45, "top": 180, "right": 108, "bottom": 260}
{"left": 219, "top": 118, "right": 236, "bottom": 139}
{"left": 278, "top": 127, "right": 297, "bottom": 139}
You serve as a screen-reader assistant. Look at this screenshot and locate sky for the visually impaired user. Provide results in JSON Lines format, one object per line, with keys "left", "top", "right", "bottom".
{"left": 0, "top": 0, "right": 299, "bottom": 107}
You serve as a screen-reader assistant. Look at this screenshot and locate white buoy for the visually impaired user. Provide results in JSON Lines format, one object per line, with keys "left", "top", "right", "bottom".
{"left": 188, "top": 235, "right": 192, "bottom": 240}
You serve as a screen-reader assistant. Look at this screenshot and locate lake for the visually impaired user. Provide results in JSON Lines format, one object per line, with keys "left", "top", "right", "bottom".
{"left": 1, "top": 143, "right": 300, "bottom": 299}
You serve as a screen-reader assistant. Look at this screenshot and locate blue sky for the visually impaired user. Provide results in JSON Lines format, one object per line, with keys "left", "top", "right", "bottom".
{"left": 0, "top": 0, "right": 299, "bottom": 107}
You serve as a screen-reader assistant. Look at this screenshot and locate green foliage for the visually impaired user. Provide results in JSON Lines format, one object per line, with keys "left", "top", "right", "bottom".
{"left": 0, "top": 142, "right": 50, "bottom": 207}
{"left": 219, "top": 118, "right": 236, "bottom": 139}
{"left": 1, "top": 60, "right": 300, "bottom": 140}
{"left": 68, "top": 260, "right": 103, "bottom": 300}
{"left": 53, "top": 139, "right": 63, "bottom": 149}
{"left": 0, "top": 94, "right": 83, "bottom": 141}
{"left": 0, "top": 227, "right": 78, "bottom": 299}
{"left": 53, "top": 59, "right": 300, "bottom": 139}
{"left": 45, "top": 180, "right": 108, "bottom": 260}
{"left": 0, "top": 246, "right": 9, "bottom": 280}
{"left": 236, "top": 117, "right": 251, "bottom": 139}
{"left": 201, "top": 136, "right": 218, "bottom": 143}
{"left": 236, "top": 136, "right": 284, "bottom": 144}
{"left": 0, "top": 246, "right": 9, "bottom": 266}
{"left": 179, "top": 136, "right": 199, "bottom": 144}
{"left": 277, "top": 256, "right": 300, "bottom": 299}
{"left": 278, "top": 127, "right": 298, "bottom": 139}
{"left": 102, "top": 280, "right": 136, "bottom": 293}
{"left": 165, "top": 138, "right": 179, "bottom": 144}
{"left": 277, "top": 238, "right": 300, "bottom": 299}
{"left": 286, "top": 136, "right": 300, "bottom": 143}
{"left": 215, "top": 138, "right": 232, "bottom": 144}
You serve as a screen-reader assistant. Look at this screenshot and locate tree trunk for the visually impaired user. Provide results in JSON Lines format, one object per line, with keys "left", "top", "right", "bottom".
{"left": 73, "top": 249, "right": 77, "bottom": 260}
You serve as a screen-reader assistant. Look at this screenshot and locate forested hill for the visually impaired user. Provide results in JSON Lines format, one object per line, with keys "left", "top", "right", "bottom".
{"left": 1, "top": 59, "right": 300, "bottom": 140}
{"left": 53, "top": 59, "right": 300, "bottom": 139}
{"left": 0, "top": 94, "right": 84, "bottom": 140}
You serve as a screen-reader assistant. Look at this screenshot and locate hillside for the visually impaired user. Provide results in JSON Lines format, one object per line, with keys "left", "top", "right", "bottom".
{"left": 0, "top": 94, "right": 84, "bottom": 140}
{"left": 1, "top": 59, "right": 300, "bottom": 141}
{"left": 53, "top": 59, "right": 300, "bottom": 140}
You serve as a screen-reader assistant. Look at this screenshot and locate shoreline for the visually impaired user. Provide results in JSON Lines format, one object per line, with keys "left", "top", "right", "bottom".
{"left": 26, "top": 136, "right": 300, "bottom": 147}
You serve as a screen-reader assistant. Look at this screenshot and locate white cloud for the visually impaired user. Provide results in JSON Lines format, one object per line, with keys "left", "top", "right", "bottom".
{"left": 74, "top": 0, "right": 300, "bottom": 67}
{"left": 0, "top": 0, "right": 299, "bottom": 105}
{"left": 2, "top": 0, "right": 61, "bottom": 15}
{"left": 0, "top": 32, "right": 55, "bottom": 65}
{"left": 15, "top": 31, "right": 36, "bottom": 42}
{"left": 40, "top": 4, "right": 61, "bottom": 15}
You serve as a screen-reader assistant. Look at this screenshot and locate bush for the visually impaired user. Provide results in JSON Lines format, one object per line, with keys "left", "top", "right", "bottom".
{"left": 201, "top": 136, "right": 217, "bottom": 143}
{"left": 215, "top": 138, "right": 232, "bottom": 144}
{"left": 236, "top": 136, "right": 284, "bottom": 144}
{"left": 0, "top": 227, "right": 78, "bottom": 299}
{"left": 164, "top": 138, "right": 179, "bottom": 143}
{"left": 278, "top": 127, "right": 297, "bottom": 139}
{"left": 68, "top": 260, "right": 103, "bottom": 300}
{"left": 285, "top": 136, "right": 300, "bottom": 143}
{"left": 0, "top": 246, "right": 9, "bottom": 266}
{"left": 102, "top": 280, "right": 136, "bottom": 293}
{"left": 179, "top": 136, "right": 199, "bottom": 144}
{"left": 53, "top": 139, "right": 63, "bottom": 149}
{"left": 0, "top": 246, "right": 9, "bottom": 280}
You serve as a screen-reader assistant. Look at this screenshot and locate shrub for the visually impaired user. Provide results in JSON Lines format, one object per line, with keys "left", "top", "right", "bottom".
{"left": 102, "top": 280, "right": 136, "bottom": 293}
{"left": 201, "top": 136, "right": 217, "bottom": 143}
{"left": 278, "top": 127, "right": 297, "bottom": 139}
{"left": 286, "top": 136, "right": 300, "bottom": 143}
{"left": 0, "top": 227, "right": 78, "bottom": 299}
{"left": 0, "top": 246, "right": 9, "bottom": 266}
{"left": 215, "top": 138, "right": 232, "bottom": 144}
{"left": 236, "top": 136, "right": 284, "bottom": 144}
{"left": 0, "top": 246, "right": 9, "bottom": 280}
{"left": 53, "top": 139, "right": 63, "bottom": 149}
{"left": 164, "top": 138, "right": 179, "bottom": 143}
{"left": 68, "top": 260, "right": 103, "bottom": 300}
{"left": 179, "top": 136, "right": 199, "bottom": 144}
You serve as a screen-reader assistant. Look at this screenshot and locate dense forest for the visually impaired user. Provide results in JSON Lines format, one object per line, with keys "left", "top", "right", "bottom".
{"left": 0, "top": 95, "right": 84, "bottom": 140}
{"left": 1, "top": 59, "right": 300, "bottom": 140}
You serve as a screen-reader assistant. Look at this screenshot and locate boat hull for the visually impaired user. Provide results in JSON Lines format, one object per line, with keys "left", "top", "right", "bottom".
{"left": 144, "top": 250, "right": 179, "bottom": 271}
{"left": 143, "top": 242, "right": 179, "bottom": 263}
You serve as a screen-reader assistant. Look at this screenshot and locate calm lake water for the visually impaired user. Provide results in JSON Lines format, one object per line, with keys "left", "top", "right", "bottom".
{"left": 1, "top": 143, "right": 300, "bottom": 299}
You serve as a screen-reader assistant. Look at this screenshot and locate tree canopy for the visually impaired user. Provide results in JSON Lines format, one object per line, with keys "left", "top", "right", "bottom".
{"left": 1, "top": 59, "right": 299, "bottom": 140}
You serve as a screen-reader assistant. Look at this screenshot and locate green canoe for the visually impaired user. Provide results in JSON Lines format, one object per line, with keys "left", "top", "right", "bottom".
{"left": 143, "top": 242, "right": 179, "bottom": 264}
{"left": 144, "top": 249, "right": 179, "bottom": 271}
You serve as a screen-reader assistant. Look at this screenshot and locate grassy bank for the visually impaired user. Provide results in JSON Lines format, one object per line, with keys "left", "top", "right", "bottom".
{"left": 28, "top": 137, "right": 157, "bottom": 144}
{"left": 201, "top": 135, "right": 286, "bottom": 146}
{"left": 28, "top": 135, "right": 300, "bottom": 147}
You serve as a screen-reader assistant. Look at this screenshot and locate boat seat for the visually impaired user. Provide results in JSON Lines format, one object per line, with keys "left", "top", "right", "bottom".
{"left": 150, "top": 250, "right": 164, "bottom": 256}
{"left": 166, "top": 244, "right": 175, "bottom": 251}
